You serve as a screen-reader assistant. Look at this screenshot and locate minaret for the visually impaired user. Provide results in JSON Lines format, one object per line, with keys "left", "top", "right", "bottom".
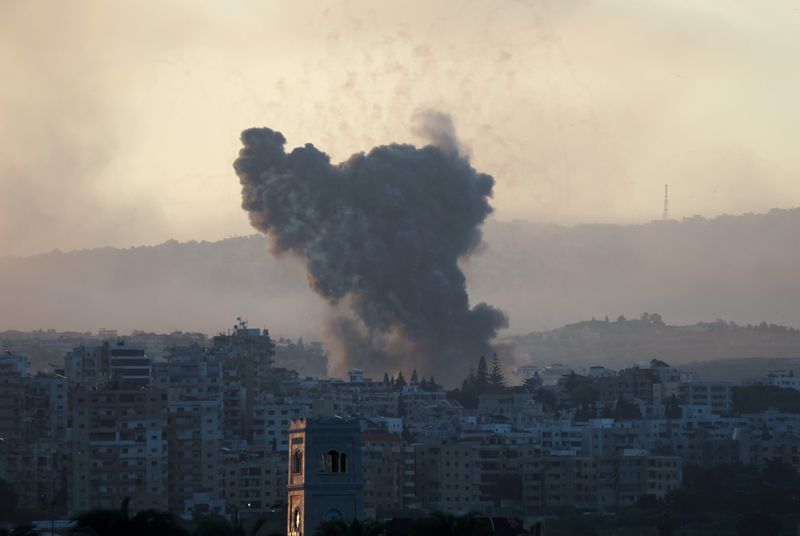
{"left": 662, "top": 184, "right": 670, "bottom": 220}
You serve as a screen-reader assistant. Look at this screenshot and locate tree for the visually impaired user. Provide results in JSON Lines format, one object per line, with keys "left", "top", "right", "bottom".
{"left": 0, "top": 478, "right": 18, "bottom": 522}
{"left": 0, "top": 525, "right": 37, "bottom": 536}
{"left": 382, "top": 373, "right": 390, "bottom": 386}
{"left": 613, "top": 395, "right": 641, "bottom": 420}
{"left": 655, "top": 512, "right": 673, "bottom": 536}
{"left": 397, "top": 392, "right": 407, "bottom": 417}
{"left": 315, "top": 519, "right": 386, "bottom": 536}
{"left": 476, "top": 356, "right": 489, "bottom": 387}
{"left": 488, "top": 354, "right": 506, "bottom": 389}
{"left": 736, "top": 512, "right": 781, "bottom": 536}
{"left": 733, "top": 385, "right": 800, "bottom": 414}
{"left": 395, "top": 372, "right": 406, "bottom": 390}
{"left": 194, "top": 516, "right": 275, "bottom": 536}
{"left": 409, "top": 511, "right": 491, "bottom": 536}
{"left": 69, "top": 498, "right": 188, "bottom": 536}
{"left": 523, "top": 372, "right": 542, "bottom": 391}
{"left": 410, "top": 369, "right": 419, "bottom": 384}
{"left": 666, "top": 394, "right": 681, "bottom": 419}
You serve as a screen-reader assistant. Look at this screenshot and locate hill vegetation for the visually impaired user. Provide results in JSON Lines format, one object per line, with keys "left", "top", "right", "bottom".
{"left": 2, "top": 208, "right": 800, "bottom": 362}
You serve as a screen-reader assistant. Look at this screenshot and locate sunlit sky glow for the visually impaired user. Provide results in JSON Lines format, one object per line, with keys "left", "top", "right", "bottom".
{"left": 2, "top": 0, "right": 799, "bottom": 256}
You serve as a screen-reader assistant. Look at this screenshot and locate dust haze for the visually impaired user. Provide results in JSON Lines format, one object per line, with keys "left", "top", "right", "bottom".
{"left": 2, "top": 210, "right": 799, "bottom": 360}
{"left": 2, "top": 1, "right": 800, "bottom": 256}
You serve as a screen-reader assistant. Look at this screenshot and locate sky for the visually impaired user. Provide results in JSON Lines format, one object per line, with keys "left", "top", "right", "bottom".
{"left": 2, "top": 0, "right": 800, "bottom": 257}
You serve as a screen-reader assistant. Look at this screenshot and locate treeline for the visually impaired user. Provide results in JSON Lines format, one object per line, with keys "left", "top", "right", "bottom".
{"left": 732, "top": 385, "right": 800, "bottom": 414}
{"left": 6, "top": 461, "right": 799, "bottom": 536}
{"left": 546, "top": 460, "right": 800, "bottom": 535}
{"left": 446, "top": 355, "right": 507, "bottom": 409}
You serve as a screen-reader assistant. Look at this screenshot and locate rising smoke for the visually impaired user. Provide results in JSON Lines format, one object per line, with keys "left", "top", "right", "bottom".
{"left": 234, "top": 113, "right": 507, "bottom": 380}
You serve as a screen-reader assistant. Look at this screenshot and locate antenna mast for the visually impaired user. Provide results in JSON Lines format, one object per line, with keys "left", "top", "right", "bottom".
{"left": 662, "top": 184, "right": 669, "bottom": 220}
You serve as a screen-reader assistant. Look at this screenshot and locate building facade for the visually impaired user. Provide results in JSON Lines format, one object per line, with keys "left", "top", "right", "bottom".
{"left": 286, "top": 419, "right": 363, "bottom": 536}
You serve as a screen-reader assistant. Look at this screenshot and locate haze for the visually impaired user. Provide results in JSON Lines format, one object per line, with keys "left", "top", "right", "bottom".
{"left": 2, "top": 1, "right": 800, "bottom": 257}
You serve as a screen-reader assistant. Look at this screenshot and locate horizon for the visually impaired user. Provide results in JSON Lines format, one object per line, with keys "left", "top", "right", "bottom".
{"left": 4, "top": 204, "right": 799, "bottom": 259}
{"left": 4, "top": 1, "right": 800, "bottom": 257}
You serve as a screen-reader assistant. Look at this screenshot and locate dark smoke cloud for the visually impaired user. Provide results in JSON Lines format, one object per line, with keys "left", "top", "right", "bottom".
{"left": 234, "top": 114, "right": 507, "bottom": 380}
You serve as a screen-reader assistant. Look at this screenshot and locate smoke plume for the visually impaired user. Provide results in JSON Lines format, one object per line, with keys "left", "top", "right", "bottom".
{"left": 234, "top": 113, "right": 507, "bottom": 380}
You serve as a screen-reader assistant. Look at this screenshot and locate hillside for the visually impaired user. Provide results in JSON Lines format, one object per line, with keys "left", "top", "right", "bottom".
{"left": 2, "top": 208, "right": 800, "bottom": 346}
{"left": 503, "top": 315, "right": 800, "bottom": 371}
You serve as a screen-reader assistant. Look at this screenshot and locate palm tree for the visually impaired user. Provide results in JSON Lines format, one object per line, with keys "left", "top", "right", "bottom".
{"left": 315, "top": 518, "right": 386, "bottom": 536}
{"left": 69, "top": 497, "right": 188, "bottom": 536}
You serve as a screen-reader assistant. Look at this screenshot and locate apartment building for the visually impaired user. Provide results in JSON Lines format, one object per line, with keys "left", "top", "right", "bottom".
{"left": 678, "top": 381, "right": 734, "bottom": 415}
{"left": 252, "top": 396, "right": 311, "bottom": 452}
{"left": 68, "top": 385, "right": 168, "bottom": 514}
{"left": 223, "top": 447, "right": 287, "bottom": 518}
{"left": 521, "top": 452, "right": 682, "bottom": 510}
{"left": 166, "top": 399, "right": 224, "bottom": 515}
{"left": 362, "top": 431, "right": 406, "bottom": 518}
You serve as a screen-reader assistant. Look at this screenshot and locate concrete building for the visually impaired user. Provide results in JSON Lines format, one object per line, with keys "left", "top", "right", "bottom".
{"left": 0, "top": 355, "right": 66, "bottom": 512}
{"left": 166, "top": 399, "right": 223, "bottom": 515}
{"left": 362, "top": 431, "right": 405, "bottom": 518}
{"left": 65, "top": 340, "right": 151, "bottom": 388}
{"left": 476, "top": 391, "right": 545, "bottom": 429}
{"left": 678, "top": 381, "right": 734, "bottom": 415}
{"left": 415, "top": 441, "right": 484, "bottom": 515}
{"left": 211, "top": 323, "right": 275, "bottom": 441}
{"left": 68, "top": 385, "right": 168, "bottom": 514}
{"left": 765, "top": 370, "right": 800, "bottom": 391}
{"left": 286, "top": 418, "right": 363, "bottom": 536}
{"left": 152, "top": 346, "right": 223, "bottom": 402}
{"left": 64, "top": 345, "right": 106, "bottom": 386}
{"left": 521, "top": 452, "right": 681, "bottom": 510}
{"left": 106, "top": 341, "right": 151, "bottom": 387}
{"left": 252, "top": 397, "right": 311, "bottom": 452}
{"left": 223, "top": 447, "right": 287, "bottom": 518}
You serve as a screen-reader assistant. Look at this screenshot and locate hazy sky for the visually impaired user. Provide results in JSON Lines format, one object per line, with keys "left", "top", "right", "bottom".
{"left": 2, "top": 0, "right": 799, "bottom": 257}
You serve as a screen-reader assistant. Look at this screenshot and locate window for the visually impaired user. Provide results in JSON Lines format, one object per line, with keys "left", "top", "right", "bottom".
{"left": 320, "top": 450, "right": 347, "bottom": 473}
{"left": 292, "top": 449, "right": 303, "bottom": 474}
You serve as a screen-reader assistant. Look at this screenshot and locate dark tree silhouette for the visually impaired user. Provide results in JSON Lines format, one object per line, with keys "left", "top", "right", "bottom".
{"left": 0, "top": 524, "right": 37, "bottom": 536}
{"left": 69, "top": 498, "right": 188, "bottom": 536}
{"left": 395, "top": 372, "right": 407, "bottom": 390}
{"left": 0, "top": 478, "right": 18, "bottom": 522}
{"left": 409, "top": 511, "right": 492, "bottom": 536}
{"left": 613, "top": 395, "right": 641, "bottom": 420}
{"left": 736, "top": 512, "right": 780, "bottom": 536}
{"left": 488, "top": 354, "right": 505, "bottom": 389}
{"left": 314, "top": 518, "right": 386, "bottom": 536}
{"left": 655, "top": 512, "right": 673, "bottom": 536}
{"left": 476, "top": 356, "right": 489, "bottom": 388}
{"left": 194, "top": 515, "right": 274, "bottom": 536}
{"left": 666, "top": 394, "right": 681, "bottom": 419}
